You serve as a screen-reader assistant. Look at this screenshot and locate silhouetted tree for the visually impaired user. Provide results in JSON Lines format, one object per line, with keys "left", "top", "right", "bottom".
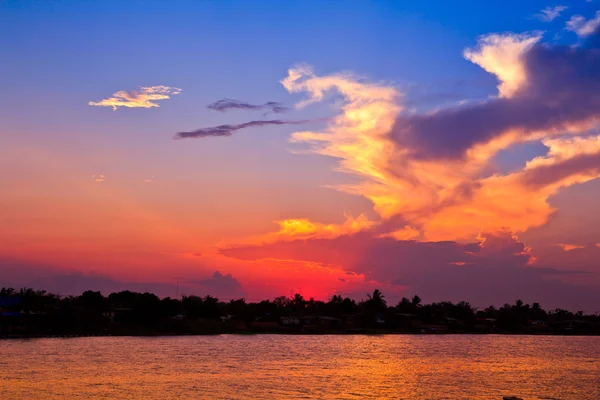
{"left": 411, "top": 295, "right": 422, "bottom": 307}
{"left": 367, "top": 289, "right": 386, "bottom": 307}
{"left": 329, "top": 295, "right": 343, "bottom": 304}
{"left": 290, "top": 293, "right": 306, "bottom": 312}
{"left": 1, "top": 286, "right": 599, "bottom": 336}
{"left": 364, "top": 289, "right": 387, "bottom": 320}
{"left": 273, "top": 296, "right": 290, "bottom": 309}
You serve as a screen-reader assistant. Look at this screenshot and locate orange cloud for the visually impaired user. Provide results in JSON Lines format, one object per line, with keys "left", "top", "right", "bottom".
{"left": 224, "top": 214, "right": 375, "bottom": 247}
{"left": 557, "top": 244, "right": 585, "bottom": 251}
{"left": 274, "top": 32, "right": 600, "bottom": 243}
{"left": 89, "top": 85, "right": 181, "bottom": 110}
{"left": 380, "top": 226, "right": 420, "bottom": 241}
{"left": 275, "top": 216, "right": 373, "bottom": 238}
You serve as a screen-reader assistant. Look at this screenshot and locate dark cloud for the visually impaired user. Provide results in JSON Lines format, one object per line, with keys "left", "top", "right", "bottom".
{"left": 533, "top": 244, "right": 600, "bottom": 278}
{"left": 219, "top": 232, "right": 600, "bottom": 311}
{"left": 521, "top": 151, "right": 600, "bottom": 188}
{"left": 0, "top": 259, "right": 246, "bottom": 300}
{"left": 207, "top": 98, "right": 289, "bottom": 114}
{"left": 219, "top": 232, "right": 517, "bottom": 280}
{"left": 174, "top": 119, "right": 312, "bottom": 139}
{"left": 189, "top": 271, "right": 246, "bottom": 299}
{"left": 527, "top": 267, "right": 593, "bottom": 276}
{"left": 393, "top": 27, "right": 600, "bottom": 160}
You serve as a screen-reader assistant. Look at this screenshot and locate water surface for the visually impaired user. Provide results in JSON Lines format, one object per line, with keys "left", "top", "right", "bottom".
{"left": 1, "top": 335, "right": 599, "bottom": 399}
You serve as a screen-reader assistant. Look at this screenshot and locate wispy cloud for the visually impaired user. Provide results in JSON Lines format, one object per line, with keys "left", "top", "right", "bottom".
{"left": 557, "top": 243, "right": 585, "bottom": 251}
{"left": 207, "top": 98, "right": 289, "bottom": 114}
{"left": 223, "top": 215, "right": 375, "bottom": 247}
{"left": 174, "top": 119, "right": 314, "bottom": 139}
{"left": 89, "top": 86, "right": 181, "bottom": 111}
{"left": 533, "top": 5, "right": 568, "bottom": 22}
{"left": 92, "top": 174, "right": 105, "bottom": 182}
{"left": 566, "top": 11, "right": 600, "bottom": 37}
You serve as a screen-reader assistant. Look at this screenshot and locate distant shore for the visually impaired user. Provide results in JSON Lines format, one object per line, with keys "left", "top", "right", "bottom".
{"left": 2, "top": 288, "right": 599, "bottom": 338}
{"left": 3, "top": 330, "right": 600, "bottom": 340}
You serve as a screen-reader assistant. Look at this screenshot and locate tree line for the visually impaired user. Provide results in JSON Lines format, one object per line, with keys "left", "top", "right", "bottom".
{"left": 1, "top": 287, "right": 598, "bottom": 337}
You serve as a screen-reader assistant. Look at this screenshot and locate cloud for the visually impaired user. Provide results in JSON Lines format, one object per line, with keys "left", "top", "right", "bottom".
{"left": 219, "top": 231, "right": 600, "bottom": 310}
{"left": 381, "top": 226, "right": 421, "bottom": 241}
{"left": 190, "top": 271, "right": 246, "bottom": 299}
{"left": 520, "top": 137, "right": 600, "bottom": 188}
{"left": 163, "top": 25, "right": 600, "bottom": 307}
{"left": 398, "top": 29, "right": 600, "bottom": 160}
{"left": 0, "top": 258, "right": 246, "bottom": 300}
{"left": 0, "top": 261, "right": 179, "bottom": 297}
{"left": 174, "top": 119, "right": 315, "bottom": 139}
{"left": 269, "top": 215, "right": 375, "bottom": 241}
{"left": 527, "top": 243, "right": 600, "bottom": 287}
{"left": 557, "top": 243, "right": 585, "bottom": 251}
{"left": 270, "top": 27, "right": 600, "bottom": 242}
{"left": 566, "top": 11, "right": 600, "bottom": 37}
{"left": 220, "top": 214, "right": 375, "bottom": 248}
{"left": 92, "top": 174, "right": 105, "bottom": 182}
{"left": 207, "top": 98, "right": 289, "bottom": 114}
{"left": 89, "top": 86, "right": 181, "bottom": 111}
{"left": 462, "top": 32, "right": 543, "bottom": 99}
{"left": 533, "top": 5, "right": 568, "bottom": 22}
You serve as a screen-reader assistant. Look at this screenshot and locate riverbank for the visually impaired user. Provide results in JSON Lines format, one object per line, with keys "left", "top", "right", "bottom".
{"left": 3, "top": 289, "right": 599, "bottom": 339}
{"left": 3, "top": 330, "right": 600, "bottom": 339}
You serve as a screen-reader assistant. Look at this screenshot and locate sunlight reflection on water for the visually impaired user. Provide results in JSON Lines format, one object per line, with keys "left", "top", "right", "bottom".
{"left": 1, "top": 335, "right": 599, "bottom": 399}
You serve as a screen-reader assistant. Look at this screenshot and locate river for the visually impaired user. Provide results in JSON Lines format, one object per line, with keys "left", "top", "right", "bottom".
{"left": 1, "top": 335, "right": 599, "bottom": 399}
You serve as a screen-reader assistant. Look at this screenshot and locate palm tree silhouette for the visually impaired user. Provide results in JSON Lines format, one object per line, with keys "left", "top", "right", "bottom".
{"left": 411, "top": 295, "right": 422, "bottom": 307}
{"left": 291, "top": 293, "right": 306, "bottom": 311}
{"left": 515, "top": 299, "right": 524, "bottom": 308}
{"left": 367, "top": 289, "right": 387, "bottom": 307}
{"left": 329, "top": 294, "right": 343, "bottom": 304}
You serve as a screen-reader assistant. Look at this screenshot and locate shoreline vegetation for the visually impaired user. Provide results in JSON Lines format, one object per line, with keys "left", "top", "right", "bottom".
{"left": 1, "top": 288, "right": 599, "bottom": 338}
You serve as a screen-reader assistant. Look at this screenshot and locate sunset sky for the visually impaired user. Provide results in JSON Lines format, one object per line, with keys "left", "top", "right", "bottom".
{"left": 2, "top": 0, "right": 600, "bottom": 311}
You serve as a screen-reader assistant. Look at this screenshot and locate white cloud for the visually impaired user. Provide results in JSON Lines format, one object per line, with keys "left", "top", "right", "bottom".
{"left": 566, "top": 11, "right": 600, "bottom": 37}
{"left": 89, "top": 86, "right": 181, "bottom": 111}
{"left": 534, "top": 5, "right": 568, "bottom": 22}
{"left": 463, "top": 32, "right": 542, "bottom": 98}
